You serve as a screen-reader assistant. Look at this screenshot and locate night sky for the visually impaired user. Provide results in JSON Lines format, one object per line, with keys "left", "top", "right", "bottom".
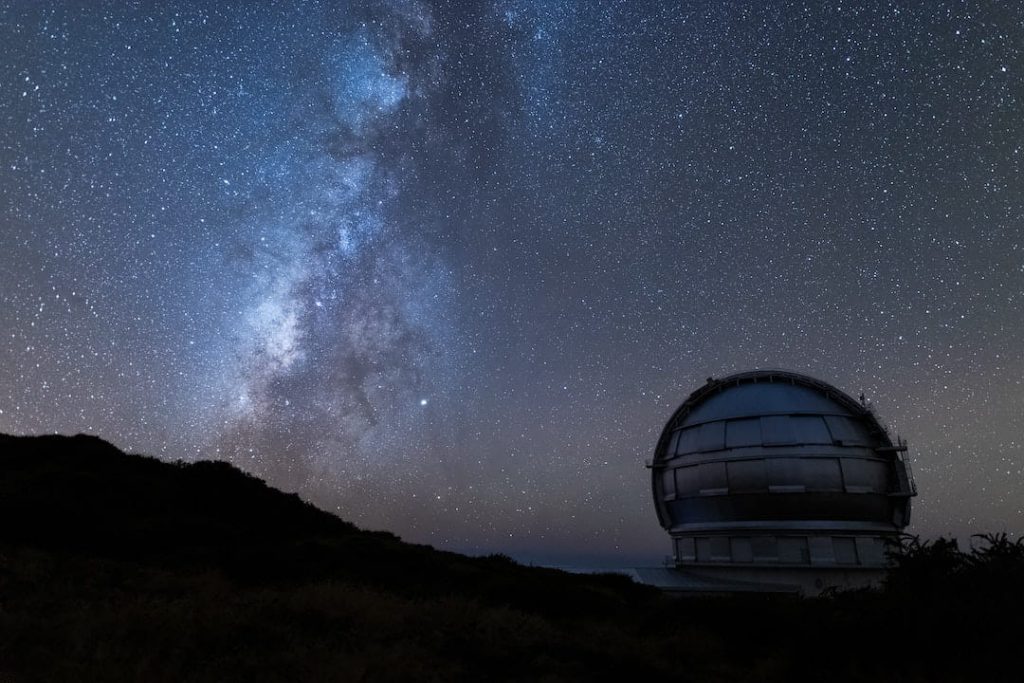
{"left": 1, "top": 1, "right": 1022, "bottom": 566}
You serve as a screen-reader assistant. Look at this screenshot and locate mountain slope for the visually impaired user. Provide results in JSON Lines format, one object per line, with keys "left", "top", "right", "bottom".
{"left": 0, "top": 434, "right": 680, "bottom": 682}
{"left": 0, "top": 434, "right": 651, "bottom": 611}
{"left": 1, "top": 433, "right": 1020, "bottom": 683}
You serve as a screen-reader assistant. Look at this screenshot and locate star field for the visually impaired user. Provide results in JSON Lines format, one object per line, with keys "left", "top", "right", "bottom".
{"left": 1, "top": 1, "right": 1022, "bottom": 565}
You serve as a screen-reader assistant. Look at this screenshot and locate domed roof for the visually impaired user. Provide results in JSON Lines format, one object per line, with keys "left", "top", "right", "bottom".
{"left": 684, "top": 380, "right": 858, "bottom": 424}
{"left": 650, "top": 370, "right": 916, "bottom": 576}
{"left": 654, "top": 370, "right": 891, "bottom": 462}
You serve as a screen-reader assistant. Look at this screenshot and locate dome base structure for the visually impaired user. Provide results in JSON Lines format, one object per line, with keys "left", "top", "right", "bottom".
{"left": 648, "top": 370, "right": 916, "bottom": 596}
{"left": 630, "top": 565, "right": 884, "bottom": 596}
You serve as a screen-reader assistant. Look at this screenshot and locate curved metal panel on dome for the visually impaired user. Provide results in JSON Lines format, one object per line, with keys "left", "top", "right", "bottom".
{"left": 650, "top": 370, "right": 916, "bottom": 581}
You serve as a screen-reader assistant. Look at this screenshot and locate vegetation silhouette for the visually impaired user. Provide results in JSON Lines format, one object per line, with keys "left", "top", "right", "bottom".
{"left": 1, "top": 433, "right": 1020, "bottom": 682}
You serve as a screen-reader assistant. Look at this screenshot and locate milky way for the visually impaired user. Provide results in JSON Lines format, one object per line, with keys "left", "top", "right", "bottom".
{"left": 1, "top": 1, "right": 1023, "bottom": 565}
{"left": 210, "top": 5, "right": 460, "bottom": 498}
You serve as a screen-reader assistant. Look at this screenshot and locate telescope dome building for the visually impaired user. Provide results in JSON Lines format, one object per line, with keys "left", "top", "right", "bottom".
{"left": 649, "top": 370, "right": 916, "bottom": 594}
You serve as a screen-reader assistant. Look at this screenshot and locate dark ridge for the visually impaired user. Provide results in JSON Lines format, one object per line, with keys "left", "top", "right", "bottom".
{"left": 0, "top": 433, "right": 649, "bottom": 612}
{"left": 1, "top": 433, "right": 1020, "bottom": 682}
{"left": 0, "top": 433, "right": 357, "bottom": 555}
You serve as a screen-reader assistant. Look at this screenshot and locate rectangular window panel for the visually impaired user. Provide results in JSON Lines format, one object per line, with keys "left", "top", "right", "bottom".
{"left": 727, "top": 459, "right": 767, "bottom": 493}
{"left": 675, "top": 466, "right": 700, "bottom": 496}
{"left": 802, "top": 458, "right": 843, "bottom": 491}
{"left": 824, "top": 416, "right": 867, "bottom": 445}
{"left": 710, "top": 536, "right": 731, "bottom": 561}
{"left": 695, "top": 537, "right": 712, "bottom": 562}
{"left": 731, "top": 537, "right": 753, "bottom": 563}
{"left": 855, "top": 537, "right": 886, "bottom": 565}
{"left": 677, "top": 427, "right": 700, "bottom": 455}
{"left": 842, "top": 459, "right": 888, "bottom": 493}
{"left": 809, "top": 536, "right": 835, "bottom": 564}
{"left": 789, "top": 416, "right": 833, "bottom": 444}
{"left": 778, "top": 537, "right": 810, "bottom": 564}
{"left": 752, "top": 536, "right": 778, "bottom": 562}
{"left": 676, "top": 537, "right": 696, "bottom": 562}
{"left": 726, "top": 418, "right": 762, "bottom": 448}
{"left": 699, "top": 462, "right": 728, "bottom": 495}
{"left": 667, "top": 430, "right": 681, "bottom": 457}
{"left": 662, "top": 469, "right": 677, "bottom": 498}
{"left": 761, "top": 416, "right": 796, "bottom": 445}
{"left": 833, "top": 537, "right": 859, "bottom": 565}
{"left": 768, "top": 458, "right": 805, "bottom": 492}
{"left": 696, "top": 421, "right": 725, "bottom": 452}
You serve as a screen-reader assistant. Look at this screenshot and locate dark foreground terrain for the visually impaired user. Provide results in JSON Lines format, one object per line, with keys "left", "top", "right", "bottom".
{"left": 1, "top": 434, "right": 1020, "bottom": 682}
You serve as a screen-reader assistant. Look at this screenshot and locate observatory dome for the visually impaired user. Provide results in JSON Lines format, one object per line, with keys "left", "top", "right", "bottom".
{"left": 650, "top": 370, "right": 915, "bottom": 591}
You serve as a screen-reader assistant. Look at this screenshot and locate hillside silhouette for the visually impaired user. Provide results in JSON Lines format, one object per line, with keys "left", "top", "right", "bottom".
{"left": 1, "top": 433, "right": 1020, "bottom": 682}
